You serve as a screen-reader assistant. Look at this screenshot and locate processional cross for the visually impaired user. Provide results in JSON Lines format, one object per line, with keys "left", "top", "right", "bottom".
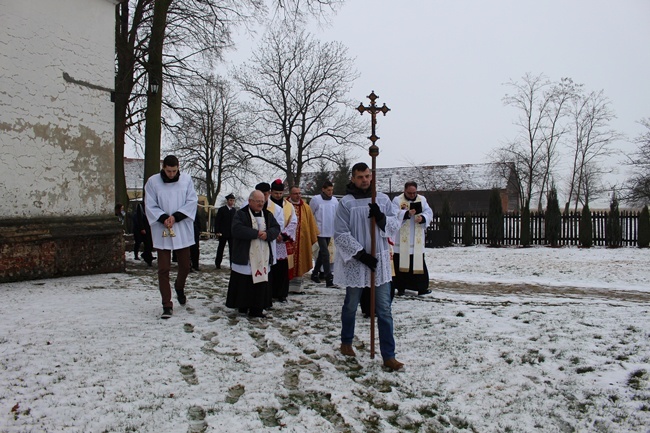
{"left": 357, "top": 91, "right": 390, "bottom": 359}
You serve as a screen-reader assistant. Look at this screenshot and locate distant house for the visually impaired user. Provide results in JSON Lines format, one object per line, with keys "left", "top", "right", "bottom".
{"left": 301, "top": 162, "right": 520, "bottom": 214}
{"left": 124, "top": 157, "right": 147, "bottom": 201}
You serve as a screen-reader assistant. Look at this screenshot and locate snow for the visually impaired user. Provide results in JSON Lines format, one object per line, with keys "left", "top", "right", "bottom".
{"left": 1, "top": 242, "right": 649, "bottom": 432}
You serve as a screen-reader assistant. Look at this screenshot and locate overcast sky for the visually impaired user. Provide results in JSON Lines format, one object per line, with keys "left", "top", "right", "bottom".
{"left": 139, "top": 0, "right": 649, "bottom": 197}
{"left": 291, "top": 0, "right": 648, "bottom": 173}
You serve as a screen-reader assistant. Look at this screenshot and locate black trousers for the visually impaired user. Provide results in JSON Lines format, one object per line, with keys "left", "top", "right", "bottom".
{"left": 215, "top": 237, "right": 232, "bottom": 267}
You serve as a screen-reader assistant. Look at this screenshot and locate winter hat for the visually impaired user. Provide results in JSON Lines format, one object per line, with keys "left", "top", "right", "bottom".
{"left": 271, "top": 179, "right": 285, "bottom": 191}
{"left": 255, "top": 182, "right": 271, "bottom": 192}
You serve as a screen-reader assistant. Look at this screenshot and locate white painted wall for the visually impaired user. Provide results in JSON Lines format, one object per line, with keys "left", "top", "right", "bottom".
{"left": 0, "top": 0, "right": 118, "bottom": 218}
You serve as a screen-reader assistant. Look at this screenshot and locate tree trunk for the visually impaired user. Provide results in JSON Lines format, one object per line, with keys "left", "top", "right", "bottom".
{"left": 114, "top": 2, "right": 130, "bottom": 207}
{"left": 144, "top": 0, "right": 172, "bottom": 183}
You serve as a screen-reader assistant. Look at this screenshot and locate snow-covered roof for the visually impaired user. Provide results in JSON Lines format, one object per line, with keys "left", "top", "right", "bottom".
{"left": 374, "top": 162, "right": 508, "bottom": 192}
{"left": 301, "top": 162, "right": 509, "bottom": 193}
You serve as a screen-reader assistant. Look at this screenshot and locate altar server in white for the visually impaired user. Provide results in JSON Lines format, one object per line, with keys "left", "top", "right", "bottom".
{"left": 145, "top": 155, "right": 198, "bottom": 319}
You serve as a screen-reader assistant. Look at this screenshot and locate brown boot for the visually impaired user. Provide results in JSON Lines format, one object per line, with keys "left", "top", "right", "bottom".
{"left": 383, "top": 358, "right": 404, "bottom": 371}
{"left": 340, "top": 344, "right": 356, "bottom": 357}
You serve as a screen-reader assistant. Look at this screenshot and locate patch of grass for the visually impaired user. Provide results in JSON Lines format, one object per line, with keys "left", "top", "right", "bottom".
{"left": 500, "top": 352, "right": 514, "bottom": 365}
{"left": 627, "top": 369, "right": 647, "bottom": 390}
{"left": 417, "top": 403, "right": 438, "bottom": 418}
{"left": 449, "top": 415, "right": 472, "bottom": 429}
{"left": 521, "top": 349, "right": 545, "bottom": 365}
{"left": 576, "top": 366, "right": 595, "bottom": 374}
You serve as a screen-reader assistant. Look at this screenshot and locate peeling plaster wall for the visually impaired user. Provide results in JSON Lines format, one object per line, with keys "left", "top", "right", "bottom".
{"left": 0, "top": 0, "right": 117, "bottom": 218}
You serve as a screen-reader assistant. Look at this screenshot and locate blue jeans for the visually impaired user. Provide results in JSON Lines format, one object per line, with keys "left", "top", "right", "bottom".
{"left": 341, "top": 282, "right": 395, "bottom": 360}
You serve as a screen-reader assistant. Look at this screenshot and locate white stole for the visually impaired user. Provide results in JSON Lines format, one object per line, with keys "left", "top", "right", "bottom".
{"left": 398, "top": 194, "right": 424, "bottom": 274}
{"left": 249, "top": 209, "right": 270, "bottom": 283}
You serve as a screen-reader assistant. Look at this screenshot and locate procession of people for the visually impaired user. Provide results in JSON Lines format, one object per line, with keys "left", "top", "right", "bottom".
{"left": 137, "top": 153, "right": 441, "bottom": 371}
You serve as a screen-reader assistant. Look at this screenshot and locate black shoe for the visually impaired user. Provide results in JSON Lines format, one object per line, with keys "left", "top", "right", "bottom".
{"left": 310, "top": 274, "right": 321, "bottom": 284}
{"left": 175, "top": 289, "right": 187, "bottom": 305}
{"left": 215, "top": 263, "right": 221, "bottom": 269}
{"left": 161, "top": 307, "right": 173, "bottom": 319}
{"left": 319, "top": 272, "right": 325, "bottom": 279}
{"left": 278, "top": 297, "right": 287, "bottom": 303}
{"left": 248, "top": 308, "right": 266, "bottom": 318}
{"left": 248, "top": 312, "right": 266, "bottom": 318}
{"left": 418, "top": 290, "right": 432, "bottom": 296}
{"left": 325, "top": 276, "right": 335, "bottom": 287}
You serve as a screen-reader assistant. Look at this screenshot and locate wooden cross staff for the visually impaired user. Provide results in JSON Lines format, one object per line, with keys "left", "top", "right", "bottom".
{"left": 357, "top": 91, "right": 390, "bottom": 359}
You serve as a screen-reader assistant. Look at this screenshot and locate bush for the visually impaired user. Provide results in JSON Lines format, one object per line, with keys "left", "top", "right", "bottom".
{"left": 579, "top": 203, "right": 593, "bottom": 248}
{"left": 638, "top": 205, "right": 650, "bottom": 248}
{"left": 545, "top": 186, "right": 562, "bottom": 247}
{"left": 440, "top": 198, "right": 452, "bottom": 245}
{"left": 462, "top": 213, "right": 474, "bottom": 246}
{"left": 520, "top": 199, "right": 531, "bottom": 247}
{"left": 606, "top": 193, "right": 622, "bottom": 248}
{"left": 487, "top": 188, "right": 504, "bottom": 247}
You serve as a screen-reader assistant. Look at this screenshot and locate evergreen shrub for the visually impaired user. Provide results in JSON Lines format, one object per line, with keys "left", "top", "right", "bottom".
{"left": 462, "top": 212, "right": 473, "bottom": 246}
{"left": 520, "top": 199, "right": 531, "bottom": 247}
{"left": 440, "top": 198, "right": 452, "bottom": 245}
{"left": 606, "top": 194, "right": 622, "bottom": 248}
{"left": 579, "top": 203, "right": 592, "bottom": 248}
{"left": 545, "top": 186, "right": 561, "bottom": 247}
{"left": 487, "top": 188, "right": 504, "bottom": 247}
{"left": 638, "top": 205, "right": 650, "bottom": 248}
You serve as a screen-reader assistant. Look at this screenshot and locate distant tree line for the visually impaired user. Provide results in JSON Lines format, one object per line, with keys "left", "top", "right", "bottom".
{"left": 493, "top": 73, "right": 650, "bottom": 216}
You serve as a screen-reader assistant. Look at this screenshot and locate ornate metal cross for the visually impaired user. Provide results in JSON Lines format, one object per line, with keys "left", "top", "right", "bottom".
{"left": 357, "top": 90, "right": 390, "bottom": 157}
{"left": 356, "top": 90, "right": 390, "bottom": 360}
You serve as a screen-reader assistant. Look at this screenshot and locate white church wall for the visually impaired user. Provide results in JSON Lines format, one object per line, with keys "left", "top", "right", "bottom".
{"left": 0, "top": 0, "right": 118, "bottom": 218}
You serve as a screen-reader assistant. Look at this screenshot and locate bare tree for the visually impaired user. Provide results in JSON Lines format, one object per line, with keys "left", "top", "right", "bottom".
{"left": 537, "top": 77, "right": 576, "bottom": 211}
{"left": 498, "top": 73, "right": 573, "bottom": 210}
{"left": 114, "top": 0, "right": 343, "bottom": 204}
{"left": 168, "top": 76, "right": 250, "bottom": 205}
{"left": 565, "top": 89, "right": 620, "bottom": 212}
{"left": 623, "top": 118, "right": 650, "bottom": 206}
{"left": 233, "top": 26, "right": 364, "bottom": 186}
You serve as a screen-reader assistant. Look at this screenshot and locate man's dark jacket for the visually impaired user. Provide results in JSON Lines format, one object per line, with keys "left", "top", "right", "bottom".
{"left": 215, "top": 205, "right": 236, "bottom": 238}
{"left": 230, "top": 205, "right": 280, "bottom": 266}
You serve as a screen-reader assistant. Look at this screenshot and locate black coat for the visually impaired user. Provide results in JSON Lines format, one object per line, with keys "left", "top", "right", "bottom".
{"left": 230, "top": 205, "right": 280, "bottom": 266}
{"left": 215, "top": 205, "right": 236, "bottom": 239}
{"left": 132, "top": 202, "right": 148, "bottom": 242}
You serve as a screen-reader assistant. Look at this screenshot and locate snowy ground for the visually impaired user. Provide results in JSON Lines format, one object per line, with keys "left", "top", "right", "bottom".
{"left": 1, "top": 241, "right": 649, "bottom": 433}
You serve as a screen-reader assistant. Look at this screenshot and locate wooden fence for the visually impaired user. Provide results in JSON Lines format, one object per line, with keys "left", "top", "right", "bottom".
{"left": 426, "top": 211, "right": 641, "bottom": 247}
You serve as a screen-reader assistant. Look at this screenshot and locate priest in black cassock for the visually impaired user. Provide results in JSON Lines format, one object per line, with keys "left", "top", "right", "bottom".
{"left": 225, "top": 190, "right": 280, "bottom": 318}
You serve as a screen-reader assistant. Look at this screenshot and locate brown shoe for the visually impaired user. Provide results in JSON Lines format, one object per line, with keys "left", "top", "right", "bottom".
{"left": 383, "top": 358, "right": 404, "bottom": 371}
{"left": 340, "top": 344, "right": 356, "bottom": 357}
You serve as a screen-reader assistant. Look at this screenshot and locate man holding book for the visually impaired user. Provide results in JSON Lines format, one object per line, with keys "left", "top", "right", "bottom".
{"left": 392, "top": 181, "right": 434, "bottom": 296}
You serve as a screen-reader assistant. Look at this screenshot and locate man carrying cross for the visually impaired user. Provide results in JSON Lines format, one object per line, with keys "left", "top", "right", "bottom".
{"left": 334, "top": 162, "right": 406, "bottom": 371}
{"left": 392, "top": 181, "right": 433, "bottom": 296}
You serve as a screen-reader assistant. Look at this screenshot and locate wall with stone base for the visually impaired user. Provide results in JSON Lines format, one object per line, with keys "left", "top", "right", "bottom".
{"left": 0, "top": 216, "right": 125, "bottom": 283}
